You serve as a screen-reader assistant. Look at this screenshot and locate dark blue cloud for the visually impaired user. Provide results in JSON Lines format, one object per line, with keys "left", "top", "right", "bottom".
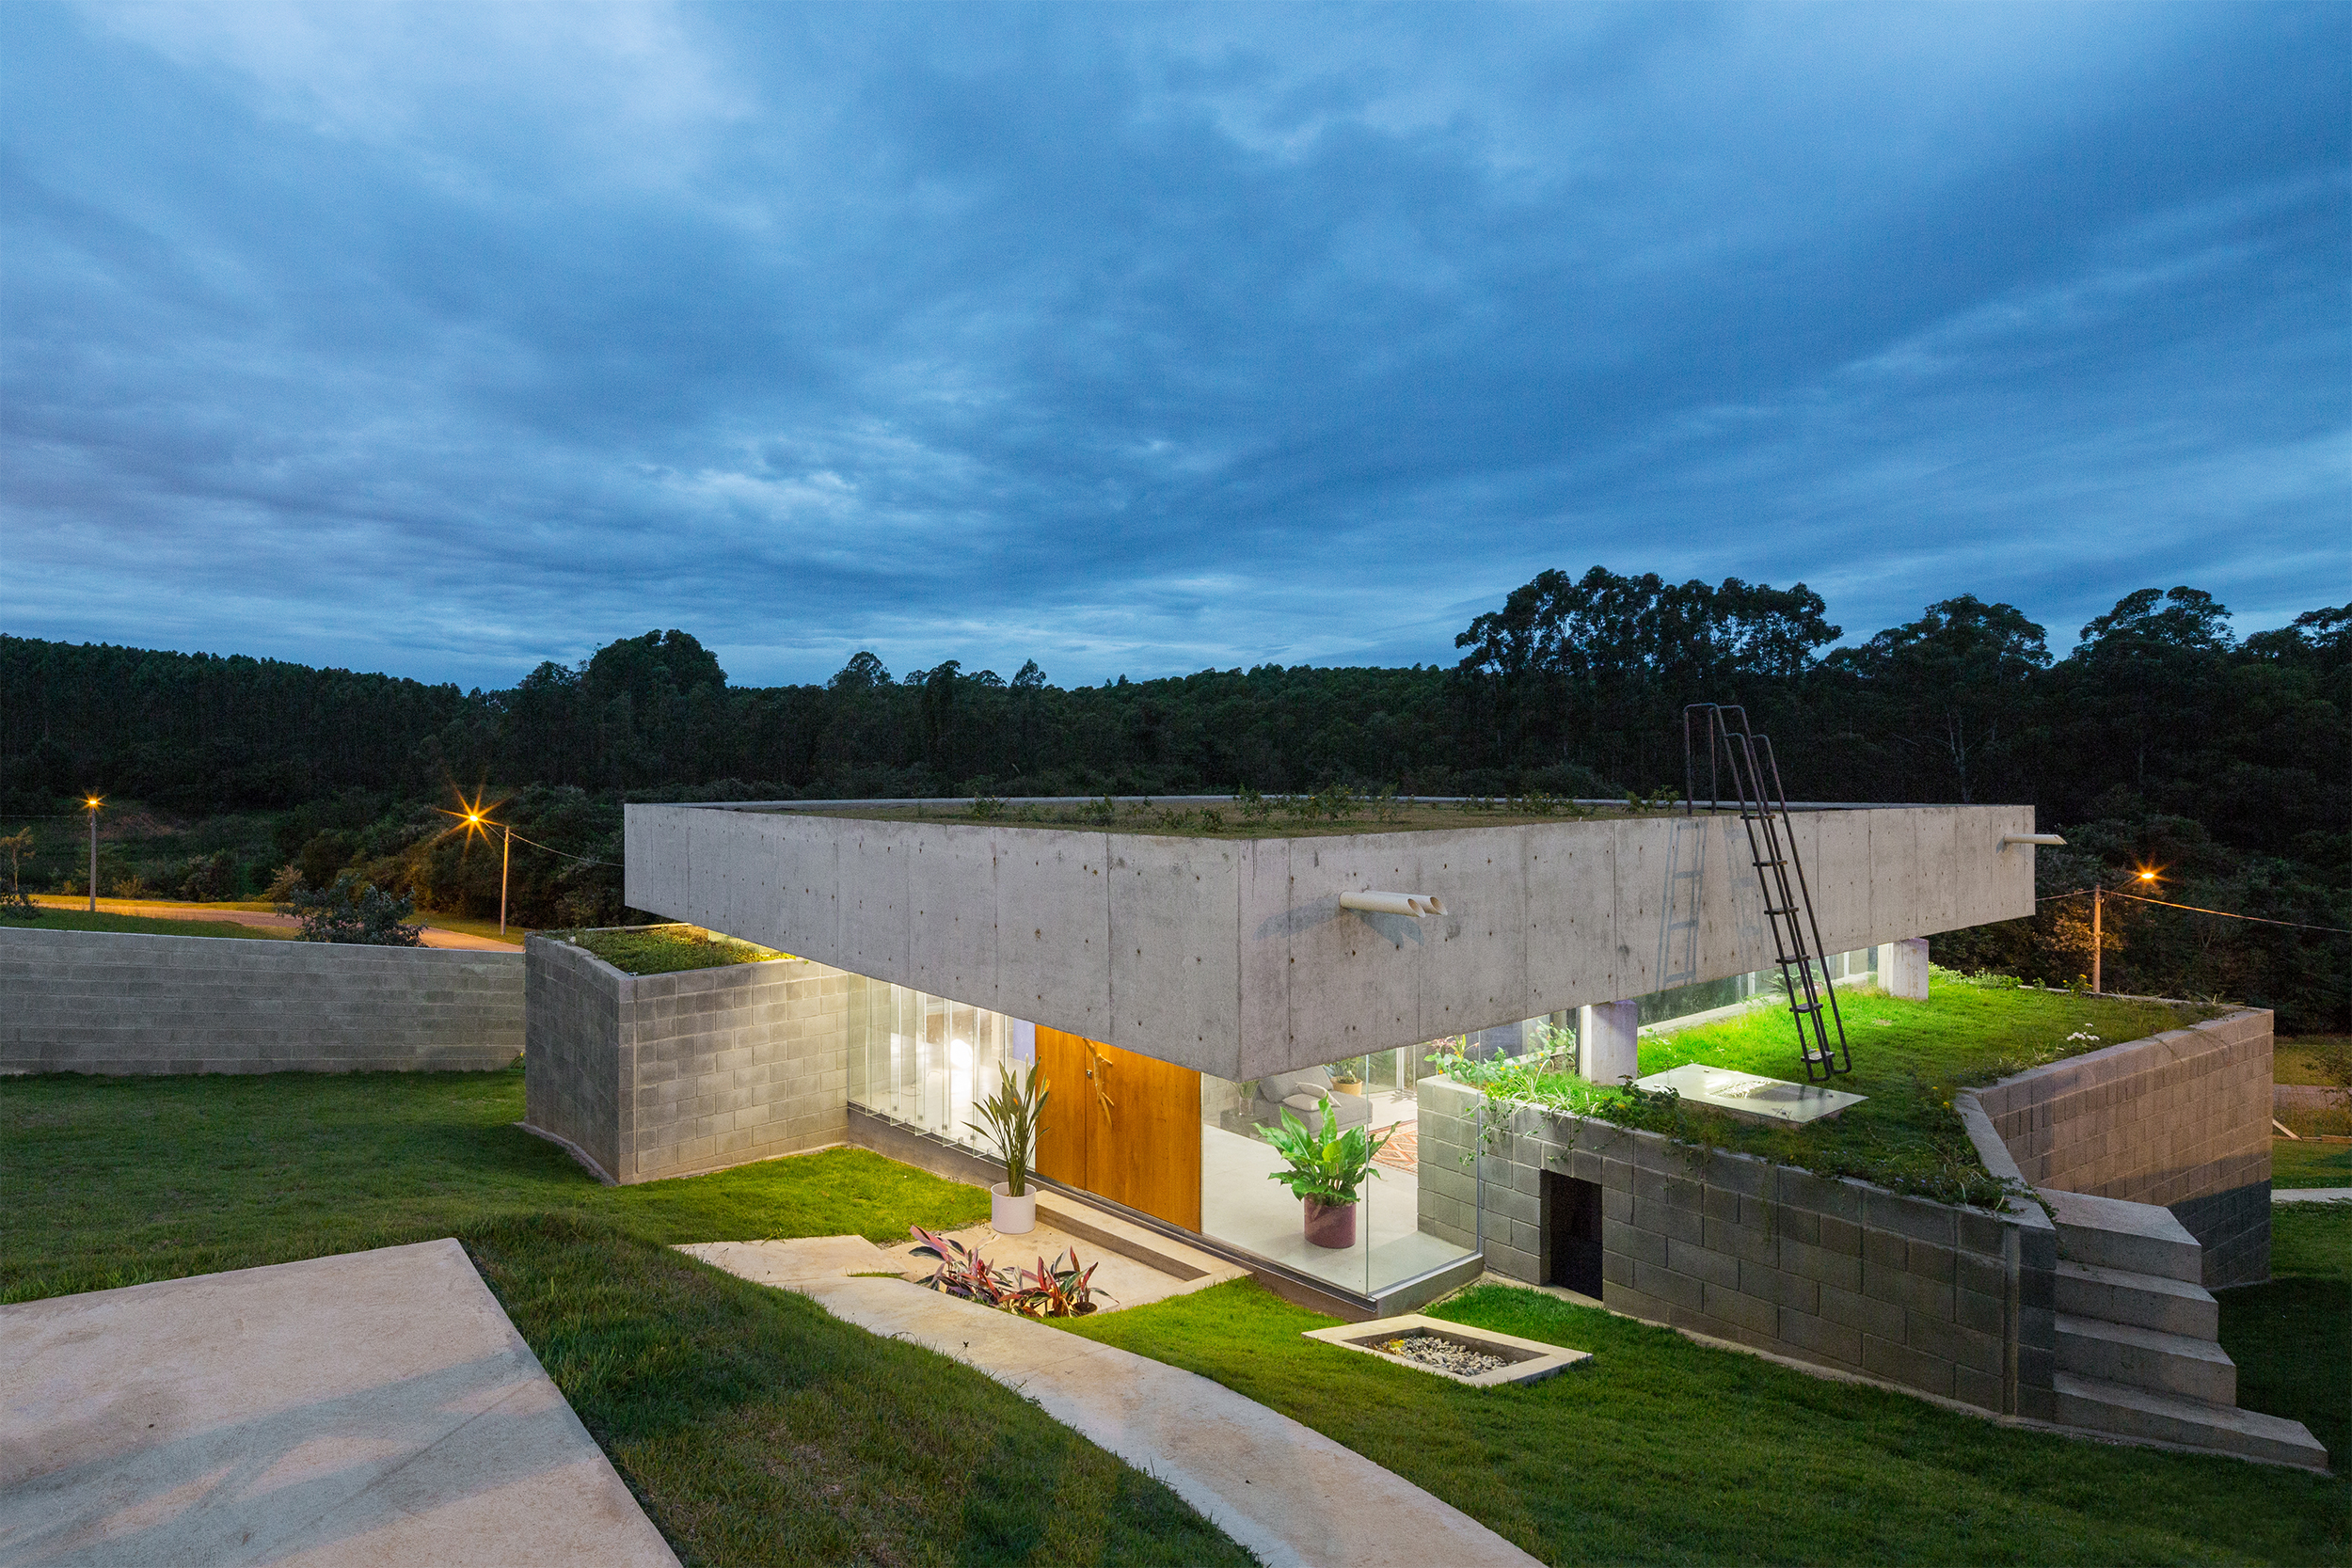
{"left": 3, "top": 1, "right": 2344, "bottom": 689}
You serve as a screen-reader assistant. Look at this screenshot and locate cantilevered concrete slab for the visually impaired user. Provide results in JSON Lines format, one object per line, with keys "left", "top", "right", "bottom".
{"left": 0, "top": 1240, "right": 678, "bottom": 1568}
{"left": 627, "top": 802, "right": 2035, "bottom": 1078}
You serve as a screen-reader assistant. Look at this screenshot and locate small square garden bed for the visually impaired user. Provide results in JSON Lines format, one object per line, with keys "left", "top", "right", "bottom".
{"left": 1303, "top": 1312, "right": 1590, "bottom": 1387}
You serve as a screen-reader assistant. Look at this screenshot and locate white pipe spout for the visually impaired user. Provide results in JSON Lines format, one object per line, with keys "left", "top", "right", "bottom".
{"left": 1340, "top": 890, "right": 1447, "bottom": 918}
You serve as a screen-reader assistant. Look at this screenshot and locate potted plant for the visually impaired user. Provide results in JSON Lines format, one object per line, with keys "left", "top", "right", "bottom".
{"left": 1258, "top": 1095, "right": 1395, "bottom": 1249}
{"left": 1329, "top": 1060, "right": 1365, "bottom": 1096}
{"left": 967, "top": 1063, "right": 1049, "bottom": 1234}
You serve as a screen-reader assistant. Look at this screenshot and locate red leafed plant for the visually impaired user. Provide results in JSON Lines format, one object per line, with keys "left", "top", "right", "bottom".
{"left": 908, "top": 1226, "right": 1102, "bottom": 1317}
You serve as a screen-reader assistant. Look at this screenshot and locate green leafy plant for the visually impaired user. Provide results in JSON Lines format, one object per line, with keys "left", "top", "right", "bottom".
{"left": 1076, "top": 795, "right": 1119, "bottom": 826}
{"left": 1328, "top": 1061, "right": 1362, "bottom": 1086}
{"left": 965, "top": 1065, "right": 1049, "bottom": 1196}
{"left": 1257, "top": 1096, "right": 1394, "bottom": 1207}
{"left": 968, "top": 795, "right": 1006, "bottom": 820}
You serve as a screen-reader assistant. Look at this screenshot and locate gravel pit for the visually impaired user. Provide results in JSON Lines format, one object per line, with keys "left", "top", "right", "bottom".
{"left": 1379, "top": 1332, "right": 1508, "bottom": 1376}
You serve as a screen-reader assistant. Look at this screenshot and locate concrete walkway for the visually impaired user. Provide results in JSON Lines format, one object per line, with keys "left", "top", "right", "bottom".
{"left": 681, "top": 1237, "right": 1541, "bottom": 1568}
{"left": 0, "top": 1241, "right": 675, "bottom": 1567}
{"left": 2274, "top": 1187, "right": 2352, "bottom": 1203}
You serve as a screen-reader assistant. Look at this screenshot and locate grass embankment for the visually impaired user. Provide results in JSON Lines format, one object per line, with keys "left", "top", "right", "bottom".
{"left": 2273, "top": 1140, "right": 2352, "bottom": 1188}
{"left": 4, "top": 907, "right": 288, "bottom": 940}
{"left": 2220, "top": 1204, "right": 2352, "bottom": 1465}
{"left": 1461, "top": 974, "right": 2215, "bottom": 1206}
{"left": 1062, "top": 1224, "right": 2349, "bottom": 1563}
{"left": 556, "top": 924, "right": 784, "bottom": 975}
{"left": 0, "top": 1068, "right": 1241, "bottom": 1565}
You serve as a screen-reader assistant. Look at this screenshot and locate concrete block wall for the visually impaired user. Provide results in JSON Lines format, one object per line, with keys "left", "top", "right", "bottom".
{"left": 1418, "top": 1075, "right": 2059, "bottom": 1417}
{"left": 523, "top": 931, "right": 850, "bottom": 1184}
{"left": 0, "top": 927, "right": 521, "bottom": 1074}
{"left": 1973, "top": 1008, "right": 2272, "bottom": 1286}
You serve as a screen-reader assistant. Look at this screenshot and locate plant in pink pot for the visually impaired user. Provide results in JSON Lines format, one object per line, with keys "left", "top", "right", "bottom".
{"left": 1259, "top": 1095, "right": 1396, "bottom": 1249}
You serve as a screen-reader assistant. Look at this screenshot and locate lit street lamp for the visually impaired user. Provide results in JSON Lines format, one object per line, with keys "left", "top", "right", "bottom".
{"left": 83, "top": 795, "right": 102, "bottom": 912}
{"left": 462, "top": 806, "right": 514, "bottom": 936}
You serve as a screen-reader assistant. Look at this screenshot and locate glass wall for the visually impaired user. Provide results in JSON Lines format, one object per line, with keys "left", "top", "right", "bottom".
{"left": 1199, "top": 1044, "right": 1480, "bottom": 1300}
{"left": 844, "top": 974, "right": 1029, "bottom": 1157}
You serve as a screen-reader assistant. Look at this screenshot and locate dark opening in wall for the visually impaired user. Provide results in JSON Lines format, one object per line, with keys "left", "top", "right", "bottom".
{"left": 1542, "top": 1169, "right": 1603, "bottom": 1296}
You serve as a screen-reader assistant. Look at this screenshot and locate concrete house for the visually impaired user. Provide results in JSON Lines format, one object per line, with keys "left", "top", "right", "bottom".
{"left": 524, "top": 796, "right": 2310, "bottom": 1465}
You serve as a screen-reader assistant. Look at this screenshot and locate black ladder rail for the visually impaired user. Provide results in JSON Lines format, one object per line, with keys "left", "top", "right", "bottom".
{"left": 1682, "top": 704, "right": 1852, "bottom": 1082}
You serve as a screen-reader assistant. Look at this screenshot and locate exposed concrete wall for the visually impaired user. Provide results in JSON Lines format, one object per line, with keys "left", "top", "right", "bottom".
{"left": 1974, "top": 1008, "right": 2273, "bottom": 1287}
{"left": 0, "top": 927, "right": 520, "bottom": 1074}
{"left": 1417, "top": 1074, "right": 2058, "bottom": 1416}
{"left": 627, "top": 803, "right": 2036, "bottom": 1078}
{"left": 1885, "top": 937, "right": 1931, "bottom": 1001}
{"left": 522, "top": 932, "right": 850, "bottom": 1184}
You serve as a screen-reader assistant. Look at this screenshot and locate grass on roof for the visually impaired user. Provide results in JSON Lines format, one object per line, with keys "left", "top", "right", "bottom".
{"left": 557, "top": 924, "right": 787, "bottom": 975}
{"left": 771, "top": 793, "right": 1686, "bottom": 839}
{"left": 1453, "top": 974, "right": 2217, "bottom": 1207}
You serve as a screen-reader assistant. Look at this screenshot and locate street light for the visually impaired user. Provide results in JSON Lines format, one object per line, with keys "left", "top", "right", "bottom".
{"left": 82, "top": 795, "right": 102, "bottom": 912}
{"left": 445, "top": 794, "right": 514, "bottom": 935}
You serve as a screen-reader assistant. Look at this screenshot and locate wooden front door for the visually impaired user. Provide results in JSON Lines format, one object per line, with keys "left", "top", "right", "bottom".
{"left": 1032, "top": 1027, "right": 1202, "bottom": 1232}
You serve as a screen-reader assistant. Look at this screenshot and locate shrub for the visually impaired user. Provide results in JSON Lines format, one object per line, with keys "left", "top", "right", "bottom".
{"left": 281, "top": 873, "right": 423, "bottom": 945}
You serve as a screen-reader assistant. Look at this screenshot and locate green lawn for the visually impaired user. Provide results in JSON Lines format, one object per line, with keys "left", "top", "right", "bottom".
{"left": 1062, "top": 1261, "right": 2348, "bottom": 1565}
{"left": 2273, "top": 1037, "right": 2348, "bottom": 1085}
{"left": 2220, "top": 1205, "right": 2352, "bottom": 1466}
{"left": 1495, "top": 974, "right": 2217, "bottom": 1204}
{"left": 0, "top": 1063, "right": 987, "bottom": 1303}
{"left": 4, "top": 907, "right": 288, "bottom": 940}
{"left": 2273, "top": 1138, "right": 2352, "bottom": 1189}
{"left": 0, "top": 1067, "right": 1239, "bottom": 1566}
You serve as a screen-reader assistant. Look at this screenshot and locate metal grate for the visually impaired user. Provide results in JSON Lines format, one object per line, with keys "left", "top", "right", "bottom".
{"left": 1683, "top": 705, "right": 1852, "bottom": 1083}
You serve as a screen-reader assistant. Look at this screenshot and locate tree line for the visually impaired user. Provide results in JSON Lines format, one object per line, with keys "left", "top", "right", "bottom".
{"left": 4, "top": 571, "right": 2344, "bottom": 1026}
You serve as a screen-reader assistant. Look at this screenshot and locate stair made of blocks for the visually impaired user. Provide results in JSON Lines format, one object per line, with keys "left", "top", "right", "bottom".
{"left": 2042, "top": 1187, "right": 2329, "bottom": 1472}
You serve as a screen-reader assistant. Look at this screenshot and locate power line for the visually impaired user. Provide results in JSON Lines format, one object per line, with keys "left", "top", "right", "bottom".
{"left": 2040, "top": 885, "right": 2351, "bottom": 936}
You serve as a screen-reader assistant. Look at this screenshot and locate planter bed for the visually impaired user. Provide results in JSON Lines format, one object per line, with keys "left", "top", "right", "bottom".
{"left": 1302, "top": 1311, "right": 1590, "bottom": 1387}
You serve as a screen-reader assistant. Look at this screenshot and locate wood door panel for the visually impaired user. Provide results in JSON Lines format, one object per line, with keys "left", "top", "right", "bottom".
{"left": 1031, "top": 1027, "right": 1092, "bottom": 1189}
{"left": 1028, "top": 1028, "right": 1200, "bottom": 1233}
{"left": 1092, "top": 1041, "right": 1202, "bottom": 1232}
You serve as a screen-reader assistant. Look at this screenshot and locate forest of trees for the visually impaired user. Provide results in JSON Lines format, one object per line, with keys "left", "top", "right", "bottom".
{"left": 4, "top": 569, "right": 2344, "bottom": 1027}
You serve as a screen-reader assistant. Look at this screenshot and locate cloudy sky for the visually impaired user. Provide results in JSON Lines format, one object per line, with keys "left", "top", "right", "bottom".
{"left": 4, "top": 2, "right": 2344, "bottom": 689}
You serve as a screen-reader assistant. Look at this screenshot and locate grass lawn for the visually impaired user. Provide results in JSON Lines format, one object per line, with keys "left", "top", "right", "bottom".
{"left": 1462, "top": 974, "right": 2213, "bottom": 1205}
{"left": 2219, "top": 1204, "right": 2352, "bottom": 1466}
{"left": 1062, "top": 1270, "right": 2348, "bottom": 1565}
{"left": 0, "top": 1067, "right": 1247, "bottom": 1564}
{"left": 3, "top": 907, "right": 288, "bottom": 940}
{"left": 2272, "top": 1138, "right": 2352, "bottom": 1188}
{"left": 554, "top": 924, "right": 784, "bottom": 975}
{"left": 2273, "top": 1037, "right": 2348, "bottom": 1085}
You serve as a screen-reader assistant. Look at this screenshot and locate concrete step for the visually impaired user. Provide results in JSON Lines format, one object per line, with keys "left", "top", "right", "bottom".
{"left": 2054, "top": 1373, "right": 2331, "bottom": 1471}
{"left": 2056, "top": 1259, "right": 2220, "bottom": 1339}
{"left": 2044, "top": 1188, "right": 2202, "bottom": 1282}
{"left": 2057, "top": 1314, "right": 2235, "bottom": 1404}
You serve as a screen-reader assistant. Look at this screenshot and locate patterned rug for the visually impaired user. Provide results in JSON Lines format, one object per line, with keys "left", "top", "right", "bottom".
{"left": 1372, "top": 1127, "right": 1420, "bottom": 1173}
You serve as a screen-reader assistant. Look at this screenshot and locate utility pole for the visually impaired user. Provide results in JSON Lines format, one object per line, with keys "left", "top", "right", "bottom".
{"left": 2091, "top": 883, "right": 2102, "bottom": 994}
{"left": 83, "top": 795, "right": 102, "bottom": 912}
{"left": 501, "top": 825, "right": 512, "bottom": 937}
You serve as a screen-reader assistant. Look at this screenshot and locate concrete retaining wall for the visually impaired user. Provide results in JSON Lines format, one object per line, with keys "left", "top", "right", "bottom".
{"left": 0, "top": 927, "right": 520, "bottom": 1074}
{"left": 1417, "top": 1075, "right": 2058, "bottom": 1417}
{"left": 523, "top": 932, "right": 850, "bottom": 1184}
{"left": 626, "top": 801, "right": 2036, "bottom": 1079}
{"left": 1973, "top": 1008, "right": 2273, "bottom": 1287}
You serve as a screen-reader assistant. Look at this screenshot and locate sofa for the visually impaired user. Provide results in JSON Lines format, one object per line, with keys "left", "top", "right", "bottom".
{"left": 1251, "top": 1066, "right": 1375, "bottom": 1135}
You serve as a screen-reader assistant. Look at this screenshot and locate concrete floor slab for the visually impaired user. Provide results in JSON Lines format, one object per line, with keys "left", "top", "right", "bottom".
{"left": 0, "top": 1241, "right": 675, "bottom": 1568}
{"left": 697, "top": 1258, "right": 1538, "bottom": 1568}
{"left": 2273, "top": 1188, "right": 2352, "bottom": 1203}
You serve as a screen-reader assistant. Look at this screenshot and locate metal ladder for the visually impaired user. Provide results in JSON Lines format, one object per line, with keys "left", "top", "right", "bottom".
{"left": 1683, "top": 705, "right": 1852, "bottom": 1082}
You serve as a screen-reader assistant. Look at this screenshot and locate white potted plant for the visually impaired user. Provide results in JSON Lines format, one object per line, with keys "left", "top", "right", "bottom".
{"left": 968, "top": 1063, "right": 1050, "bottom": 1234}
